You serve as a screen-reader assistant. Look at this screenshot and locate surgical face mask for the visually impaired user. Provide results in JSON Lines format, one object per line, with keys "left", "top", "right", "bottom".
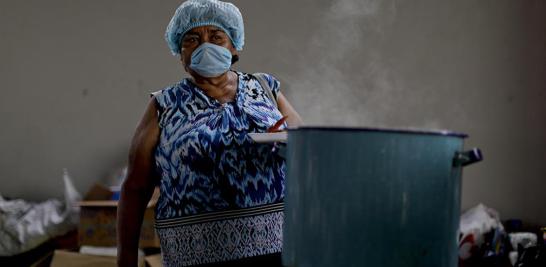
{"left": 189, "top": 42, "right": 233, "bottom": 78}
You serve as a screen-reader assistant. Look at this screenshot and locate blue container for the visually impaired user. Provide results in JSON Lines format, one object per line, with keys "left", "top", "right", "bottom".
{"left": 282, "top": 127, "right": 482, "bottom": 267}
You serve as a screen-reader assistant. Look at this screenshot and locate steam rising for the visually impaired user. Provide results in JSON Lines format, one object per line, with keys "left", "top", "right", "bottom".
{"left": 283, "top": 0, "right": 438, "bottom": 128}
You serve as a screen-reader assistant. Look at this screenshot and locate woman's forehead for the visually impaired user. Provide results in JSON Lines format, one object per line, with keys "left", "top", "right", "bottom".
{"left": 186, "top": 26, "right": 225, "bottom": 35}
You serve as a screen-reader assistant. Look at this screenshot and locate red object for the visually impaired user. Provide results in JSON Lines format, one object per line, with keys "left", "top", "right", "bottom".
{"left": 267, "top": 116, "right": 288, "bottom": 133}
{"left": 459, "top": 234, "right": 475, "bottom": 260}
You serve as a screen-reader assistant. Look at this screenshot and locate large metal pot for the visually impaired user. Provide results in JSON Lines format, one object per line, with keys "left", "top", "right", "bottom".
{"left": 282, "top": 127, "right": 482, "bottom": 267}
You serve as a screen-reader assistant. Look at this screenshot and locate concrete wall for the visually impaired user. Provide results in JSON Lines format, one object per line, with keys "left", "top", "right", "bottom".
{"left": 1, "top": 0, "right": 545, "bottom": 224}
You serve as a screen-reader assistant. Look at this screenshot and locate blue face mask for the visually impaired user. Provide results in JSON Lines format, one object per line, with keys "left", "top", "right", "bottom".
{"left": 189, "top": 43, "right": 233, "bottom": 78}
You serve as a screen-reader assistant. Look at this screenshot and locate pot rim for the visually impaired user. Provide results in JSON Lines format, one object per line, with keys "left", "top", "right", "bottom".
{"left": 288, "top": 126, "right": 468, "bottom": 138}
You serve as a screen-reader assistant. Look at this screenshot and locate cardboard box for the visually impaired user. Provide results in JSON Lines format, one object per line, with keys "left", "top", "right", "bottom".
{"left": 145, "top": 254, "right": 163, "bottom": 267}
{"left": 78, "top": 185, "right": 160, "bottom": 248}
{"left": 50, "top": 250, "right": 144, "bottom": 267}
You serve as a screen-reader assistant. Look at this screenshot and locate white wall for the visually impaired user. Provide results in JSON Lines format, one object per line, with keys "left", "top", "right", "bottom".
{"left": 1, "top": 0, "right": 545, "bottom": 224}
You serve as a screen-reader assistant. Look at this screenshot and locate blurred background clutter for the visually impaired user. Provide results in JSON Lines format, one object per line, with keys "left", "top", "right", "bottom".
{"left": 0, "top": 0, "right": 545, "bottom": 266}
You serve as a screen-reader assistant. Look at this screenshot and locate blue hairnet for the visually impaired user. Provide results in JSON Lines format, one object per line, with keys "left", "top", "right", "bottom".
{"left": 165, "top": 0, "right": 245, "bottom": 55}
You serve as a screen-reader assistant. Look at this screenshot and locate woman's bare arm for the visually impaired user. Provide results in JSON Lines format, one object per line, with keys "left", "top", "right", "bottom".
{"left": 277, "top": 92, "right": 303, "bottom": 128}
{"left": 117, "top": 98, "right": 160, "bottom": 267}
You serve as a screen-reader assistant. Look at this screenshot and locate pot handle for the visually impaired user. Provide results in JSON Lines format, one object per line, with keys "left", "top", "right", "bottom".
{"left": 453, "top": 148, "right": 483, "bottom": 167}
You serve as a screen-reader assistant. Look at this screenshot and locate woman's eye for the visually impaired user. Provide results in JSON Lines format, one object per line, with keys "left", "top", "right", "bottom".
{"left": 183, "top": 37, "right": 197, "bottom": 44}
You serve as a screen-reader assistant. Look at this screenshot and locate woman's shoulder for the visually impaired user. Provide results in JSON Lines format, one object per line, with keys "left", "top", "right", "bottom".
{"left": 238, "top": 71, "right": 280, "bottom": 93}
{"left": 150, "top": 79, "right": 192, "bottom": 108}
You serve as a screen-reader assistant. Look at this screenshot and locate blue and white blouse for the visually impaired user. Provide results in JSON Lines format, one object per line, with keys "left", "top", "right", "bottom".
{"left": 151, "top": 71, "right": 286, "bottom": 266}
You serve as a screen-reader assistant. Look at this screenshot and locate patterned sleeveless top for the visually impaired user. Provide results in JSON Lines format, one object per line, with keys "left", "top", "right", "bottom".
{"left": 151, "top": 71, "right": 286, "bottom": 266}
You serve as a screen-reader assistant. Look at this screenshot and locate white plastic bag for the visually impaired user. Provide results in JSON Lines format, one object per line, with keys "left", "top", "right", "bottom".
{"left": 0, "top": 169, "right": 81, "bottom": 256}
{"left": 458, "top": 203, "right": 505, "bottom": 260}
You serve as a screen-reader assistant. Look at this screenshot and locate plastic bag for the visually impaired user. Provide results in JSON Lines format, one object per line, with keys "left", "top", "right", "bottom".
{"left": 0, "top": 169, "right": 81, "bottom": 256}
{"left": 458, "top": 203, "right": 506, "bottom": 261}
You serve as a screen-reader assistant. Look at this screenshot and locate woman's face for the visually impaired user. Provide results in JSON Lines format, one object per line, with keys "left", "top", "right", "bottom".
{"left": 180, "top": 26, "right": 238, "bottom": 73}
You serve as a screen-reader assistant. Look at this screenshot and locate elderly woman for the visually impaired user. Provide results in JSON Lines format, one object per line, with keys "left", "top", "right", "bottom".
{"left": 117, "top": 0, "right": 302, "bottom": 266}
